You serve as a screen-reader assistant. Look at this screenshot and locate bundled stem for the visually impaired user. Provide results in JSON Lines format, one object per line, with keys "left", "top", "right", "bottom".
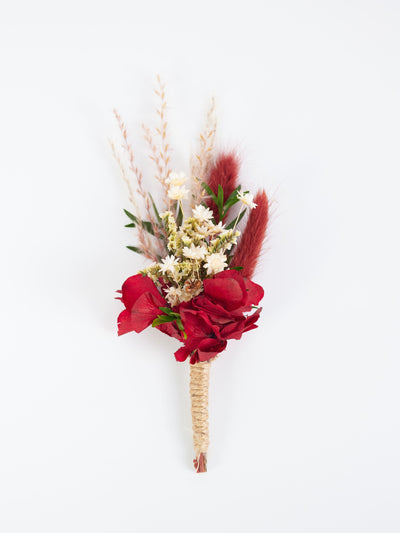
{"left": 190, "top": 361, "right": 211, "bottom": 473}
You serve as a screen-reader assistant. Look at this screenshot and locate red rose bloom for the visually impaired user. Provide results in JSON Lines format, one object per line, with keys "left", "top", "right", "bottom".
{"left": 173, "top": 270, "right": 264, "bottom": 364}
{"left": 174, "top": 307, "right": 227, "bottom": 364}
{"left": 117, "top": 270, "right": 264, "bottom": 365}
{"left": 117, "top": 274, "right": 167, "bottom": 335}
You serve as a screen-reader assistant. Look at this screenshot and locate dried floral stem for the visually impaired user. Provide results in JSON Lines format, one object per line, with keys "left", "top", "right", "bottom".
{"left": 191, "top": 97, "right": 217, "bottom": 207}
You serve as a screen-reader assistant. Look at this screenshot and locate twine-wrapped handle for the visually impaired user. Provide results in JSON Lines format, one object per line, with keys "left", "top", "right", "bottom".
{"left": 190, "top": 361, "right": 211, "bottom": 473}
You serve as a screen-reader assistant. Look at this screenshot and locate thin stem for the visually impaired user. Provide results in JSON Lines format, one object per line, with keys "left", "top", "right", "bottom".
{"left": 232, "top": 205, "right": 244, "bottom": 231}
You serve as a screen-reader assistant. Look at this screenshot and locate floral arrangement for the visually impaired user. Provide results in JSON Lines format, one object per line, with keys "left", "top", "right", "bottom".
{"left": 111, "top": 77, "right": 269, "bottom": 472}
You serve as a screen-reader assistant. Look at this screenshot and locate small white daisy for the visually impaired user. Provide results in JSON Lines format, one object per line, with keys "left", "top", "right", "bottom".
{"left": 209, "top": 221, "right": 226, "bottom": 234}
{"left": 167, "top": 186, "right": 189, "bottom": 201}
{"left": 159, "top": 255, "right": 180, "bottom": 275}
{"left": 182, "top": 244, "right": 208, "bottom": 260}
{"left": 203, "top": 252, "right": 228, "bottom": 275}
{"left": 237, "top": 191, "right": 257, "bottom": 209}
{"left": 160, "top": 210, "right": 174, "bottom": 219}
{"left": 192, "top": 204, "right": 214, "bottom": 222}
{"left": 195, "top": 225, "right": 210, "bottom": 237}
{"left": 166, "top": 171, "right": 188, "bottom": 187}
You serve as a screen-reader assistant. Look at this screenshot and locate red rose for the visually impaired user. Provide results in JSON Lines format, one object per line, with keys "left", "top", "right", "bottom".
{"left": 203, "top": 270, "right": 264, "bottom": 311}
{"left": 173, "top": 271, "right": 264, "bottom": 363}
{"left": 117, "top": 274, "right": 166, "bottom": 335}
{"left": 117, "top": 270, "right": 264, "bottom": 365}
{"left": 174, "top": 307, "right": 227, "bottom": 364}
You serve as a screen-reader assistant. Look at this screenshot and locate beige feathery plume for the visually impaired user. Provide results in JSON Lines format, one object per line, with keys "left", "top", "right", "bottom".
{"left": 190, "top": 97, "right": 217, "bottom": 207}
{"left": 142, "top": 76, "right": 172, "bottom": 210}
{"left": 112, "top": 109, "right": 165, "bottom": 260}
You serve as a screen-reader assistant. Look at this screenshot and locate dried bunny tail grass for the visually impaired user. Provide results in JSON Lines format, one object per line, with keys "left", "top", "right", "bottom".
{"left": 230, "top": 189, "right": 269, "bottom": 279}
{"left": 190, "top": 97, "right": 217, "bottom": 207}
{"left": 206, "top": 152, "right": 240, "bottom": 222}
{"left": 113, "top": 108, "right": 164, "bottom": 258}
{"left": 109, "top": 140, "right": 156, "bottom": 260}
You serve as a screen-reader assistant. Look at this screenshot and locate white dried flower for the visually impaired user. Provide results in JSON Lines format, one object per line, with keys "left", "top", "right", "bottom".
{"left": 204, "top": 252, "right": 228, "bottom": 275}
{"left": 195, "top": 225, "right": 210, "bottom": 237}
{"left": 159, "top": 255, "right": 180, "bottom": 275}
{"left": 182, "top": 243, "right": 208, "bottom": 260}
{"left": 210, "top": 221, "right": 225, "bottom": 234}
{"left": 181, "top": 235, "right": 192, "bottom": 246}
{"left": 160, "top": 210, "right": 174, "bottom": 219}
{"left": 166, "top": 171, "right": 188, "bottom": 187}
{"left": 165, "top": 285, "right": 184, "bottom": 306}
{"left": 167, "top": 186, "right": 189, "bottom": 201}
{"left": 192, "top": 205, "right": 214, "bottom": 222}
{"left": 165, "top": 285, "right": 180, "bottom": 298}
{"left": 237, "top": 191, "right": 257, "bottom": 209}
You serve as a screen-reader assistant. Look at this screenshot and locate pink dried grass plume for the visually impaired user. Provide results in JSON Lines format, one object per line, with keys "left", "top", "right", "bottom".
{"left": 230, "top": 189, "right": 269, "bottom": 279}
{"left": 142, "top": 75, "right": 172, "bottom": 209}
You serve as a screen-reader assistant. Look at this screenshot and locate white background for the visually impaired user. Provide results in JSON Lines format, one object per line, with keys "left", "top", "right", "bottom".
{"left": 1, "top": 1, "right": 399, "bottom": 532}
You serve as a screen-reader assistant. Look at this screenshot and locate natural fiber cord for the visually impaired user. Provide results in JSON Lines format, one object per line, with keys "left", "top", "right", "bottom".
{"left": 190, "top": 361, "right": 211, "bottom": 472}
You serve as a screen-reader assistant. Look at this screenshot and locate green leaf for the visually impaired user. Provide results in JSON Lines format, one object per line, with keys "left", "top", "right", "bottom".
{"left": 126, "top": 245, "right": 144, "bottom": 254}
{"left": 152, "top": 312, "right": 187, "bottom": 339}
{"left": 159, "top": 306, "right": 179, "bottom": 317}
{"left": 216, "top": 184, "right": 224, "bottom": 220}
{"left": 175, "top": 317, "right": 187, "bottom": 339}
{"left": 123, "top": 209, "right": 155, "bottom": 235}
{"left": 141, "top": 221, "right": 155, "bottom": 235}
{"left": 149, "top": 193, "right": 162, "bottom": 224}
{"left": 152, "top": 315, "right": 176, "bottom": 327}
{"left": 124, "top": 209, "right": 138, "bottom": 223}
{"left": 222, "top": 186, "right": 242, "bottom": 217}
{"left": 176, "top": 203, "right": 183, "bottom": 227}
{"left": 124, "top": 222, "right": 136, "bottom": 228}
{"left": 201, "top": 182, "right": 217, "bottom": 202}
{"left": 225, "top": 209, "right": 246, "bottom": 229}
{"left": 231, "top": 266, "right": 244, "bottom": 271}
{"left": 226, "top": 185, "right": 241, "bottom": 204}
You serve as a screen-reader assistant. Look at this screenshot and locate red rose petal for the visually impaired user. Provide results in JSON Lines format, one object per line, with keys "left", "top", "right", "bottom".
{"left": 203, "top": 271, "right": 247, "bottom": 310}
{"left": 244, "top": 279, "right": 264, "bottom": 307}
{"left": 197, "top": 338, "right": 227, "bottom": 361}
{"left": 117, "top": 309, "right": 135, "bottom": 336}
{"left": 180, "top": 308, "right": 220, "bottom": 339}
{"left": 220, "top": 320, "right": 245, "bottom": 340}
{"left": 156, "top": 321, "right": 182, "bottom": 340}
{"left": 121, "top": 274, "right": 163, "bottom": 311}
{"left": 174, "top": 346, "right": 191, "bottom": 362}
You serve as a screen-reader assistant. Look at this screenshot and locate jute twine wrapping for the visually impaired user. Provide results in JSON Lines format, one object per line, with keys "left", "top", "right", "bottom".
{"left": 190, "top": 361, "right": 211, "bottom": 472}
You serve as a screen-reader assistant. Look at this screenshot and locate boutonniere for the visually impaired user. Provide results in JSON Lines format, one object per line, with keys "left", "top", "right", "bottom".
{"left": 111, "top": 77, "right": 269, "bottom": 472}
